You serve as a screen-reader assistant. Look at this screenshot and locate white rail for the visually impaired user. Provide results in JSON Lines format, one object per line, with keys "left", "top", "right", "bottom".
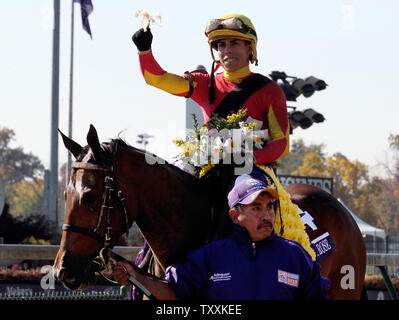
{"left": 0, "top": 244, "right": 140, "bottom": 261}
{"left": 2, "top": 245, "right": 397, "bottom": 267}
{"left": 366, "top": 253, "right": 399, "bottom": 266}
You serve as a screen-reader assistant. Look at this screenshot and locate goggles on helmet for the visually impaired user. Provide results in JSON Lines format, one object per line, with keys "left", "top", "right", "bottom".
{"left": 205, "top": 17, "right": 257, "bottom": 39}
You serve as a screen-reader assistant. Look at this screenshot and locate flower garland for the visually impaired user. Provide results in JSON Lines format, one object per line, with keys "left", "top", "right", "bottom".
{"left": 258, "top": 165, "right": 316, "bottom": 260}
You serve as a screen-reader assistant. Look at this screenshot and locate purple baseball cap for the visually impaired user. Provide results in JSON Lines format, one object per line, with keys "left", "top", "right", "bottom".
{"left": 227, "top": 174, "right": 279, "bottom": 209}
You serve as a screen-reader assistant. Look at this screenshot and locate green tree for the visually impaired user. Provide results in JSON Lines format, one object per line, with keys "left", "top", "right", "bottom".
{"left": 280, "top": 139, "right": 382, "bottom": 226}
{"left": 388, "top": 133, "right": 399, "bottom": 182}
{"left": 0, "top": 126, "right": 45, "bottom": 218}
{"left": 277, "top": 138, "right": 326, "bottom": 175}
{"left": 295, "top": 152, "right": 327, "bottom": 177}
{"left": 375, "top": 133, "right": 399, "bottom": 233}
{"left": 325, "top": 153, "right": 369, "bottom": 204}
{"left": 0, "top": 127, "right": 44, "bottom": 184}
{"left": 7, "top": 179, "right": 44, "bottom": 218}
{"left": 278, "top": 136, "right": 399, "bottom": 232}
{"left": 352, "top": 176, "right": 384, "bottom": 227}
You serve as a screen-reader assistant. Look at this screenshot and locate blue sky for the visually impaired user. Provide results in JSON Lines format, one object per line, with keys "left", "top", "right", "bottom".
{"left": 1, "top": 1, "right": 398, "bottom": 176}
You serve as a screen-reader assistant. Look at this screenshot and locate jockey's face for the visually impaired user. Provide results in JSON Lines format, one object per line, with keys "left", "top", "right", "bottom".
{"left": 215, "top": 38, "right": 252, "bottom": 72}
{"left": 229, "top": 192, "right": 275, "bottom": 241}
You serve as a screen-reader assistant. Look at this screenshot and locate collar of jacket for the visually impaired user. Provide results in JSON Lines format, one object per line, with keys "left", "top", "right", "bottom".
{"left": 223, "top": 65, "right": 251, "bottom": 83}
{"left": 232, "top": 225, "right": 277, "bottom": 247}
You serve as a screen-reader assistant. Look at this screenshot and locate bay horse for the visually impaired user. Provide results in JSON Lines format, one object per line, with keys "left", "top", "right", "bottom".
{"left": 53, "top": 125, "right": 366, "bottom": 299}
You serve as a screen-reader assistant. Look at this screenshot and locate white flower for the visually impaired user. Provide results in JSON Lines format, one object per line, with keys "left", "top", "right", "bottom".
{"left": 209, "top": 136, "right": 223, "bottom": 163}
{"left": 223, "top": 138, "right": 233, "bottom": 152}
{"left": 199, "top": 135, "right": 211, "bottom": 157}
{"left": 230, "top": 129, "right": 244, "bottom": 153}
{"left": 135, "top": 10, "right": 162, "bottom": 31}
{"left": 253, "top": 129, "right": 269, "bottom": 149}
{"left": 212, "top": 136, "right": 223, "bottom": 148}
{"left": 253, "top": 136, "right": 263, "bottom": 149}
{"left": 200, "top": 126, "right": 209, "bottom": 136}
{"left": 192, "top": 149, "right": 209, "bottom": 166}
{"left": 255, "top": 129, "right": 269, "bottom": 140}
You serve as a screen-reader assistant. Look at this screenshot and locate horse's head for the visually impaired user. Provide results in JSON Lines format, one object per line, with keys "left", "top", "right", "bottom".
{"left": 53, "top": 125, "right": 133, "bottom": 290}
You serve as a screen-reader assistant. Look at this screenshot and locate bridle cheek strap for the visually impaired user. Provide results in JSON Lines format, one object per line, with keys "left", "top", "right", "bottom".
{"left": 62, "top": 159, "right": 132, "bottom": 249}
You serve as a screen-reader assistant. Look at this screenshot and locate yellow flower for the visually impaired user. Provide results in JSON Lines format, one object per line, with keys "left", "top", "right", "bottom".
{"left": 172, "top": 138, "right": 185, "bottom": 147}
{"left": 199, "top": 162, "right": 215, "bottom": 177}
{"left": 181, "top": 143, "right": 192, "bottom": 157}
{"left": 245, "top": 122, "right": 258, "bottom": 130}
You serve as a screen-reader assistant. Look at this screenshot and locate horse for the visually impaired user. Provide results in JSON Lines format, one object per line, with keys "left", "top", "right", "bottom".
{"left": 53, "top": 125, "right": 366, "bottom": 299}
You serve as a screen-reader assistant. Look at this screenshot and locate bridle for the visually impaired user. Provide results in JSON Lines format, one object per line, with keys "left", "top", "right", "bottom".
{"left": 62, "top": 144, "right": 132, "bottom": 250}
{"left": 60, "top": 142, "right": 157, "bottom": 300}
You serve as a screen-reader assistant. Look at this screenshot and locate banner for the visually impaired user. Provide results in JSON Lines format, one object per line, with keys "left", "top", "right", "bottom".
{"left": 277, "top": 174, "right": 333, "bottom": 195}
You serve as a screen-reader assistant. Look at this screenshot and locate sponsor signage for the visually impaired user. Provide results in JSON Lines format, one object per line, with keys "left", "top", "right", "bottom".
{"left": 277, "top": 174, "right": 333, "bottom": 195}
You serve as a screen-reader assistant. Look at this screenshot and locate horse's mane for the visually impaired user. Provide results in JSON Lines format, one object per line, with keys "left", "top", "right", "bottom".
{"left": 75, "top": 138, "right": 142, "bottom": 162}
{"left": 76, "top": 138, "right": 199, "bottom": 184}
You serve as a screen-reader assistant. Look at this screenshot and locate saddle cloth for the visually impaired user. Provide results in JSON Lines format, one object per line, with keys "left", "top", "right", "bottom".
{"left": 292, "top": 198, "right": 337, "bottom": 261}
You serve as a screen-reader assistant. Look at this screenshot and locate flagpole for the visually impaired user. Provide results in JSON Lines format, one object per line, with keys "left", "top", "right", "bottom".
{"left": 67, "top": 0, "right": 75, "bottom": 184}
{"left": 49, "top": 0, "right": 60, "bottom": 224}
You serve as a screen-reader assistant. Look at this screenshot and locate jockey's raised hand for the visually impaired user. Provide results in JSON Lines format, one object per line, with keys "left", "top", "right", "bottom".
{"left": 132, "top": 28, "right": 153, "bottom": 52}
{"left": 134, "top": 14, "right": 290, "bottom": 165}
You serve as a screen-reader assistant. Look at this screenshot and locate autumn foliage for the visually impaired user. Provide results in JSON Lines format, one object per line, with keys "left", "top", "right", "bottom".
{"left": 279, "top": 136, "right": 399, "bottom": 235}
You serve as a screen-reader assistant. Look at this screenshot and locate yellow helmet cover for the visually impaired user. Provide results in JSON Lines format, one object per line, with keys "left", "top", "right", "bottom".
{"left": 205, "top": 13, "right": 258, "bottom": 64}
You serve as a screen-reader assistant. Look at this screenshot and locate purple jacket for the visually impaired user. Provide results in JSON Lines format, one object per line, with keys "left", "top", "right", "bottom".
{"left": 165, "top": 226, "right": 330, "bottom": 300}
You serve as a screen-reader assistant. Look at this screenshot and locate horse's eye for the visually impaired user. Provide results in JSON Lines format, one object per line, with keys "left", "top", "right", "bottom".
{"left": 82, "top": 191, "right": 99, "bottom": 205}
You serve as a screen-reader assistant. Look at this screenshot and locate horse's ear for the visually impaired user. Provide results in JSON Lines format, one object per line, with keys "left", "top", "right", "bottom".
{"left": 86, "top": 124, "right": 104, "bottom": 162}
{"left": 58, "top": 129, "right": 82, "bottom": 159}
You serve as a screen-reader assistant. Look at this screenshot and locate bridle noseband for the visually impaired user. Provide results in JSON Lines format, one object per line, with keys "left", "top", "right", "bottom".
{"left": 62, "top": 146, "right": 131, "bottom": 250}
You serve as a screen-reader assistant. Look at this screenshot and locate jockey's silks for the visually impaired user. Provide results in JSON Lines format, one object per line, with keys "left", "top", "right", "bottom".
{"left": 138, "top": 50, "right": 289, "bottom": 164}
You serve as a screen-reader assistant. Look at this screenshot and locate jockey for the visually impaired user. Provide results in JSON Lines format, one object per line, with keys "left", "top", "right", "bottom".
{"left": 132, "top": 13, "right": 290, "bottom": 165}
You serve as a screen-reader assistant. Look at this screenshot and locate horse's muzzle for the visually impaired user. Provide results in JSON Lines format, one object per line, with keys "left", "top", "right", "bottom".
{"left": 54, "top": 266, "right": 67, "bottom": 282}
{"left": 53, "top": 255, "right": 98, "bottom": 290}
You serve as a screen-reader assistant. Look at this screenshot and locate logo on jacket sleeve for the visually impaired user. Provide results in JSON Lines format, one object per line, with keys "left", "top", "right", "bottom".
{"left": 278, "top": 270, "right": 299, "bottom": 288}
{"left": 209, "top": 272, "right": 232, "bottom": 282}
